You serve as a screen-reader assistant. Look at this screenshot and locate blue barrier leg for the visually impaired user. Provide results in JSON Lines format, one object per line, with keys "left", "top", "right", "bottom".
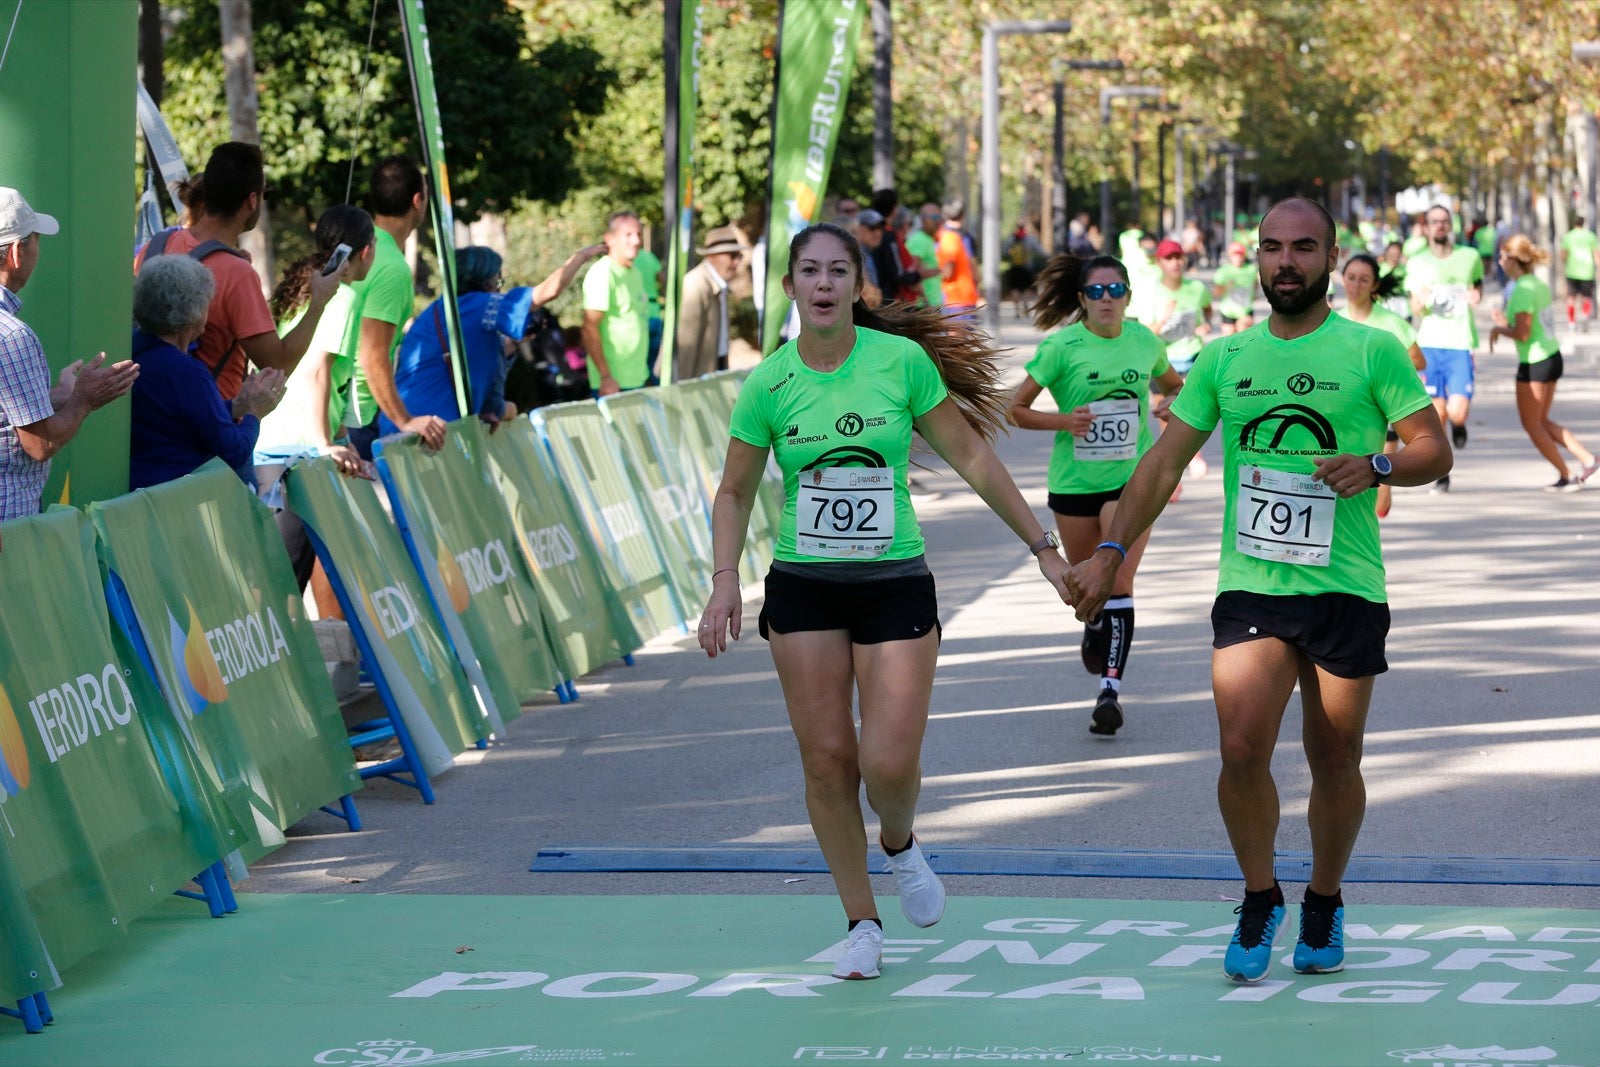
{"left": 564, "top": 680, "right": 580, "bottom": 702}
{"left": 212, "top": 861, "right": 239, "bottom": 913}
{"left": 176, "top": 865, "right": 225, "bottom": 918}
{"left": 0, "top": 991, "right": 49, "bottom": 1033}
{"left": 318, "top": 793, "right": 363, "bottom": 831}
{"left": 623, "top": 654, "right": 636, "bottom": 667}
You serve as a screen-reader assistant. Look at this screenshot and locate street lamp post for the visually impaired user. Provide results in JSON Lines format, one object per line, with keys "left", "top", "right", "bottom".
{"left": 1098, "top": 85, "right": 1163, "bottom": 253}
{"left": 981, "top": 19, "right": 1073, "bottom": 329}
{"left": 1050, "top": 57, "right": 1123, "bottom": 253}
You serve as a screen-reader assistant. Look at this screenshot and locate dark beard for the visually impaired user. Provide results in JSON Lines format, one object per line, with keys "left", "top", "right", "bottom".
{"left": 1262, "top": 267, "right": 1331, "bottom": 315}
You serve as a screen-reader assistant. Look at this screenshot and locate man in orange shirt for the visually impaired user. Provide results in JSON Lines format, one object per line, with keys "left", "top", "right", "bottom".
{"left": 937, "top": 197, "right": 979, "bottom": 318}
{"left": 134, "top": 142, "right": 341, "bottom": 402}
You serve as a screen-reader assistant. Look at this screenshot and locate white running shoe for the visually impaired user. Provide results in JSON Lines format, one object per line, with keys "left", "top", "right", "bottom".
{"left": 885, "top": 837, "right": 946, "bottom": 928}
{"left": 831, "top": 921, "right": 882, "bottom": 980}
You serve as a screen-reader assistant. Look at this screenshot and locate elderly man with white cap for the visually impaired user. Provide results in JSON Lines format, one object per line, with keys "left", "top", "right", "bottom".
{"left": 674, "top": 224, "right": 745, "bottom": 382}
{"left": 0, "top": 187, "right": 138, "bottom": 521}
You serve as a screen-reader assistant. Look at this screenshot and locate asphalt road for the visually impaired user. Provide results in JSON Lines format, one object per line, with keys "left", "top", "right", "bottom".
{"left": 247, "top": 302, "right": 1600, "bottom": 915}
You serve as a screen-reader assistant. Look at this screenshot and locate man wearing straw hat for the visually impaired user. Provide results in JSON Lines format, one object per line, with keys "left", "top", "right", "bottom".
{"left": 674, "top": 225, "right": 744, "bottom": 382}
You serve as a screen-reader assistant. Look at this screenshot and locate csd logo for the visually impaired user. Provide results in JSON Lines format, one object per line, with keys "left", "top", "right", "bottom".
{"left": 1121, "top": 368, "right": 1140, "bottom": 384}
{"left": 1287, "top": 372, "right": 1316, "bottom": 396}
{"left": 835, "top": 413, "right": 864, "bottom": 437}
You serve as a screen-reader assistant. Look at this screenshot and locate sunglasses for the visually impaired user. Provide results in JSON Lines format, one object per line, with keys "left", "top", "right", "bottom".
{"left": 1082, "top": 282, "right": 1129, "bottom": 300}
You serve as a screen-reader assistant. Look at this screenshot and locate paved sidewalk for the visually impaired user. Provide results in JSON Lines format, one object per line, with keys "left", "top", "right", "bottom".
{"left": 246, "top": 305, "right": 1600, "bottom": 912}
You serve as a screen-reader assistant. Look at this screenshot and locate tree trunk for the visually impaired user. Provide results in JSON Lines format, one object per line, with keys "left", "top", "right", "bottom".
{"left": 219, "top": 0, "right": 273, "bottom": 296}
{"left": 138, "top": 0, "right": 163, "bottom": 105}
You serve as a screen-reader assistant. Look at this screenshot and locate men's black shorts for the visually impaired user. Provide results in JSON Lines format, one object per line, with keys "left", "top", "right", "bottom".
{"left": 1211, "top": 590, "right": 1389, "bottom": 679}
{"left": 1048, "top": 487, "right": 1124, "bottom": 518}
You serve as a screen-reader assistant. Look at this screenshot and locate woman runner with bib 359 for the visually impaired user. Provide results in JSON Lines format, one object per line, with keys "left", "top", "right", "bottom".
{"left": 1011, "top": 254, "right": 1183, "bottom": 737}
{"left": 697, "top": 223, "right": 1072, "bottom": 982}
{"left": 1488, "top": 234, "right": 1599, "bottom": 491}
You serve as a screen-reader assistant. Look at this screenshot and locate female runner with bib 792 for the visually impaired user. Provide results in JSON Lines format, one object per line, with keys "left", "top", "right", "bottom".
{"left": 697, "top": 222, "right": 1073, "bottom": 982}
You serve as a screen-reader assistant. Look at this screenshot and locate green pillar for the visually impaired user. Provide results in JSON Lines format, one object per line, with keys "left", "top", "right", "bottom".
{"left": 0, "top": 1, "right": 137, "bottom": 507}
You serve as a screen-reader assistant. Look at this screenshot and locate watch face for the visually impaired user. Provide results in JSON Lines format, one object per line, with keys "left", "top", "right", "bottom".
{"left": 1372, "top": 454, "right": 1393, "bottom": 476}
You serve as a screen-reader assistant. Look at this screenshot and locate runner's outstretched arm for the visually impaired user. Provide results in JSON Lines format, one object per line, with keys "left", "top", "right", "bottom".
{"left": 1067, "top": 416, "right": 1208, "bottom": 622}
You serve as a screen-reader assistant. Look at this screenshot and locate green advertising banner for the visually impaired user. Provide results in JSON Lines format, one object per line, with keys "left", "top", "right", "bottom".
{"left": 532, "top": 403, "right": 684, "bottom": 642}
{"left": 397, "top": 0, "right": 470, "bottom": 418}
{"left": 659, "top": 377, "right": 774, "bottom": 581}
{"left": 660, "top": 0, "right": 701, "bottom": 371}
{"left": 0, "top": 508, "right": 236, "bottom": 1004}
{"left": 0, "top": 1, "right": 137, "bottom": 508}
{"left": 599, "top": 391, "right": 715, "bottom": 618}
{"left": 477, "top": 420, "right": 640, "bottom": 681}
{"left": 375, "top": 427, "right": 564, "bottom": 729}
{"left": 760, "top": 0, "right": 866, "bottom": 353}
{"left": 283, "top": 458, "right": 488, "bottom": 774}
{"left": 90, "top": 462, "right": 360, "bottom": 862}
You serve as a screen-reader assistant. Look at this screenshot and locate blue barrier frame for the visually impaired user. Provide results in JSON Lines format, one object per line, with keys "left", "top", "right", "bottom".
{"left": 0, "top": 991, "right": 52, "bottom": 1033}
{"left": 371, "top": 437, "right": 572, "bottom": 715}
{"left": 101, "top": 570, "right": 361, "bottom": 836}
{"left": 100, "top": 573, "right": 245, "bottom": 921}
{"left": 298, "top": 524, "right": 438, "bottom": 804}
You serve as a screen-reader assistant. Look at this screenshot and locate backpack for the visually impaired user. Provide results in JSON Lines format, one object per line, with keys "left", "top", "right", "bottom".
{"left": 140, "top": 229, "right": 251, "bottom": 381}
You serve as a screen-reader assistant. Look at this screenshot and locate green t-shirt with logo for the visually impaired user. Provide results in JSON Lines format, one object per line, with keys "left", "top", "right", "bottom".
{"left": 1407, "top": 246, "right": 1483, "bottom": 350}
{"left": 1025, "top": 320, "right": 1171, "bottom": 495}
{"left": 1169, "top": 314, "right": 1431, "bottom": 603}
{"left": 904, "top": 229, "right": 943, "bottom": 306}
{"left": 1505, "top": 274, "right": 1560, "bottom": 365}
{"left": 1213, "top": 263, "right": 1258, "bottom": 320}
{"left": 728, "top": 327, "right": 948, "bottom": 563}
{"left": 1561, "top": 227, "right": 1598, "bottom": 282}
{"left": 1155, "top": 277, "right": 1212, "bottom": 370}
{"left": 581, "top": 256, "right": 651, "bottom": 389}
{"left": 1336, "top": 303, "right": 1416, "bottom": 352}
{"left": 634, "top": 249, "right": 664, "bottom": 314}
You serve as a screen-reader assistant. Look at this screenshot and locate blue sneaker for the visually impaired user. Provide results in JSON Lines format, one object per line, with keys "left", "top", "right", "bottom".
{"left": 1294, "top": 900, "right": 1345, "bottom": 974}
{"left": 1223, "top": 894, "right": 1285, "bottom": 983}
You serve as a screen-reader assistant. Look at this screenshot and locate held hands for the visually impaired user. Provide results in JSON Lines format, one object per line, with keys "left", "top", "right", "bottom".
{"left": 698, "top": 570, "right": 742, "bottom": 658}
{"left": 1036, "top": 547, "right": 1074, "bottom": 608}
{"left": 1312, "top": 453, "right": 1378, "bottom": 498}
{"left": 1064, "top": 550, "right": 1120, "bottom": 623}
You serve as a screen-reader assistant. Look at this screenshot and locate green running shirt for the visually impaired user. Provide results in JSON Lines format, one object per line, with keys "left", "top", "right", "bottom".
{"left": 1213, "top": 263, "right": 1259, "bottom": 320}
{"left": 1561, "top": 228, "right": 1598, "bottom": 282}
{"left": 1155, "top": 277, "right": 1212, "bottom": 370}
{"left": 1169, "top": 314, "right": 1431, "bottom": 603}
{"left": 1504, "top": 274, "right": 1560, "bottom": 364}
{"left": 1407, "top": 247, "right": 1483, "bottom": 350}
{"left": 729, "top": 327, "right": 949, "bottom": 563}
{"left": 1336, "top": 303, "right": 1417, "bottom": 352}
{"left": 1025, "top": 320, "right": 1171, "bottom": 495}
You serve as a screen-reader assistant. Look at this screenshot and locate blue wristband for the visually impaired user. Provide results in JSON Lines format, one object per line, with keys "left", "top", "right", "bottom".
{"left": 1095, "top": 541, "right": 1128, "bottom": 560}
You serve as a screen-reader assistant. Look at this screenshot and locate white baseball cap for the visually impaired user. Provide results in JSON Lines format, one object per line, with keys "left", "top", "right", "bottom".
{"left": 0, "top": 187, "right": 60, "bottom": 245}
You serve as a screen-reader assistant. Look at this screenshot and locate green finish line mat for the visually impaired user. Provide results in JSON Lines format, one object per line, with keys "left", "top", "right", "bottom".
{"left": 2, "top": 893, "right": 1597, "bottom": 1067}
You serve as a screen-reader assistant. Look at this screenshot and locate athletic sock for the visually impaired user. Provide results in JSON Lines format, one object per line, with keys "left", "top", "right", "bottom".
{"left": 1100, "top": 677, "right": 1121, "bottom": 694}
{"left": 848, "top": 917, "right": 883, "bottom": 933}
{"left": 1101, "top": 596, "right": 1135, "bottom": 687}
{"left": 1247, "top": 881, "right": 1285, "bottom": 906}
{"left": 1304, "top": 887, "right": 1343, "bottom": 908}
{"left": 881, "top": 834, "right": 913, "bottom": 857}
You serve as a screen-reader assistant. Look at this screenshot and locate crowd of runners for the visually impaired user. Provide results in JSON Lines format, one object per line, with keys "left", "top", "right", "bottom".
{"left": 692, "top": 193, "right": 1592, "bottom": 990}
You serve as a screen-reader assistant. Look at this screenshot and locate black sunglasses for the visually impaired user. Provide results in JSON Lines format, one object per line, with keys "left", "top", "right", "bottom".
{"left": 1083, "top": 282, "right": 1129, "bottom": 300}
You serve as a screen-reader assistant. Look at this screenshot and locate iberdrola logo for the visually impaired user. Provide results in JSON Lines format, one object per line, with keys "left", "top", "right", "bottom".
{"left": 0, "top": 681, "right": 30, "bottom": 800}
{"left": 435, "top": 534, "right": 471, "bottom": 614}
{"left": 166, "top": 599, "right": 228, "bottom": 714}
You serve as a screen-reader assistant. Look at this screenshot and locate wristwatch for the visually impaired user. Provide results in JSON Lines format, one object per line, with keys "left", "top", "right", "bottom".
{"left": 1028, "top": 530, "right": 1060, "bottom": 555}
{"left": 1368, "top": 453, "right": 1393, "bottom": 484}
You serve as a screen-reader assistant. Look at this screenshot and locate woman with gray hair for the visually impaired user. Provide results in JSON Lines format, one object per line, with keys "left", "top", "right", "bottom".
{"left": 128, "top": 253, "right": 285, "bottom": 489}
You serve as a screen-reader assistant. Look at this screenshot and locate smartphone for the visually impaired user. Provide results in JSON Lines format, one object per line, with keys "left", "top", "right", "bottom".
{"left": 321, "top": 243, "right": 353, "bottom": 277}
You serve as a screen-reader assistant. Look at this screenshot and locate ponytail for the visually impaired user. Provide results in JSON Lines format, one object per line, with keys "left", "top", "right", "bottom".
{"left": 852, "top": 299, "right": 1009, "bottom": 442}
{"left": 269, "top": 204, "right": 375, "bottom": 320}
{"left": 1031, "top": 253, "right": 1129, "bottom": 331}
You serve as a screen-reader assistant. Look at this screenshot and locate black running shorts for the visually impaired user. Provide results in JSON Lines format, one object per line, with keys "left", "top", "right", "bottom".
{"left": 1515, "top": 352, "right": 1563, "bottom": 384}
{"left": 1048, "top": 487, "right": 1123, "bottom": 518}
{"left": 759, "top": 568, "right": 939, "bottom": 645}
{"left": 1211, "top": 590, "right": 1390, "bottom": 678}
{"left": 1567, "top": 278, "right": 1595, "bottom": 299}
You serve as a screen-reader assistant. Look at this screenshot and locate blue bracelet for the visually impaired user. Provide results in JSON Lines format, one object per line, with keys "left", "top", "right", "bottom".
{"left": 1095, "top": 541, "right": 1128, "bottom": 560}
